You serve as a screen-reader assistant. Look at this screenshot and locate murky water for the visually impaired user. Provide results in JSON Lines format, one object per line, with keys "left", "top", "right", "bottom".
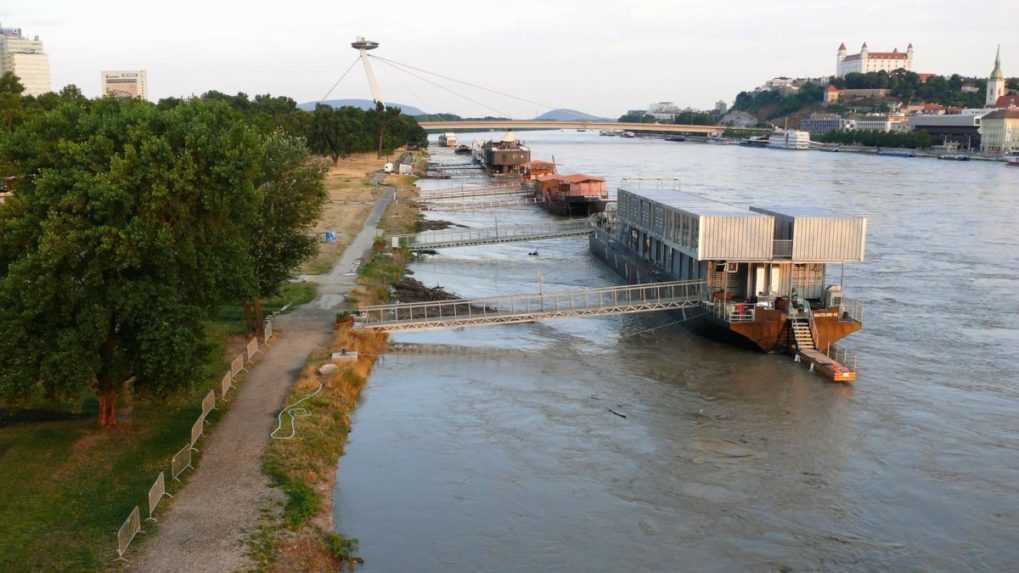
{"left": 335, "top": 132, "right": 1019, "bottom": 572}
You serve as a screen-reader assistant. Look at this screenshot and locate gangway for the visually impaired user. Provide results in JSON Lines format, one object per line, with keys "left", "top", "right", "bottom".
{"left": 420, "top": 187, "right": 533, "bottom": 201}
{"left": 420, "top": 197, "right": 540, "bottom": 212}
{"left": 355, "top": 280, "right": 707, "bottom": 332}
{"left": 393, "top": 221, "right": 592, "bottom": 250}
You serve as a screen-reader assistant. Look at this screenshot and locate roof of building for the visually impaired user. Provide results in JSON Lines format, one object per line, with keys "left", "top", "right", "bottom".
{"left": 622, "top": 189, "right": 757, "bottom": 217}
{"left": 561, "top": 174, "right": 604, "bottom": 184}
{"left": 523, "top": 160, "right": 555, "bottom": 168}
{"left": 982, "top": 109, "right": 1019, "bottom": 120}
{"left": 750, "top": 206, "right": 844, "bottom": 219}
{"left": 995, "top": 95, "right": 1019, "bottom": 108}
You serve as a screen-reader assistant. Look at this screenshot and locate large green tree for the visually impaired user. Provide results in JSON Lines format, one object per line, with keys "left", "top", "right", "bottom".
{"left": 245, "top": 132, "right": 327, "bottom": 336}
{"left": 0, "top": 97, "right": 263, "bottom": 426}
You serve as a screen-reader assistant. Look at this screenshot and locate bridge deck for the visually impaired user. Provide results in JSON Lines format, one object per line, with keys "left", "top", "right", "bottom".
{"left": 355, "top": 280, "right": 707, "bottom": 332}
{"left": 395, "top": 221, "right": 592, "bottom": 250}
{"left": 418, "top": 119, "right": 735, "bottom": 135}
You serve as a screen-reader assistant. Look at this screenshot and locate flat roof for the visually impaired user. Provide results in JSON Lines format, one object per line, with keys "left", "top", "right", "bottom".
{"left": 620, "top": 188, "right": 756, "bottom": 216}
{"left": 751, "top": 205, "right": 842, "bottom": 218}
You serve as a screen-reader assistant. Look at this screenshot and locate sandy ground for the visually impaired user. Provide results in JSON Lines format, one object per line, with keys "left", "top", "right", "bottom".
{"left": 127, "top": 181, "right": 395, "bottom": 573}
{"left": 303, "top": 153, "right": 399, "bottom": 274}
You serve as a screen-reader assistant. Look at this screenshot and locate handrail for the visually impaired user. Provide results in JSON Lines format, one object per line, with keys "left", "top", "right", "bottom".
{"left": 839, "top": 297, "right": 864, "bottom": 323}
{"left": 393, "top": 221, "right": 593, "bottom": 249}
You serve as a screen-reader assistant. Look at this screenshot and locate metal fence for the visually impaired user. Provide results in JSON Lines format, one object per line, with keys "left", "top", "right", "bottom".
{"left": 112, "top": 326, "right": 280, "bottom": 561}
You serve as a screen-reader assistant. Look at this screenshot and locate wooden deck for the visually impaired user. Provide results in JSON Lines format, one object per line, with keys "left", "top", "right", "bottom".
{"left": 798, "top": 349, "right": 857, "bottom": 383}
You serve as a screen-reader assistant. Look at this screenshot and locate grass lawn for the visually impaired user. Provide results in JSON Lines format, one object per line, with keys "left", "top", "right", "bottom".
{"left": 0, "top": 281, "right": 316, "bottom": 572}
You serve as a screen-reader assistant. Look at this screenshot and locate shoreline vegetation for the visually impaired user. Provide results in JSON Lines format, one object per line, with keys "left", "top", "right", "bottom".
{"left": 251, "top": 159, "right": 425, "bottom": 571}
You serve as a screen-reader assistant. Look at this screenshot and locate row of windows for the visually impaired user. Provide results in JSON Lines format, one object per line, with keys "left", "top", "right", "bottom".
{"left": 618, "top": 192, "right": 699, "bottom": 249}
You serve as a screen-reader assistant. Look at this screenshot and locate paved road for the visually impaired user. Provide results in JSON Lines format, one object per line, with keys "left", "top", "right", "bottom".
{"left": 129, "top": 184, "right": 394, "bottom": 573}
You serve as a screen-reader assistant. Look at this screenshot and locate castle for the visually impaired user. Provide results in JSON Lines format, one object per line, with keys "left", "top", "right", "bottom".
{"left": 837, "top": 43, "right": 913, "bottom": 78}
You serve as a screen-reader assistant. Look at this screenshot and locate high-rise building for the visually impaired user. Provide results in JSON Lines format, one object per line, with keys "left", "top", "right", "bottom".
{"left": 101, "top": 70, "right": 148, "bottom": 99}
{"left": 0, "top": 24, "right": 50, "bottom": 96}
{"left": 837, "top": 42, "right": 913, "bottom": 78}
{"left": 985, "top": 46, "right": 1006, "bottom": 108}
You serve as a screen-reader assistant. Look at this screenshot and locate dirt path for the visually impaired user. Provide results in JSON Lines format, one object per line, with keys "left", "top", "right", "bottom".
{"left": 128, "top": 185, "right": 394, "bottom": 573}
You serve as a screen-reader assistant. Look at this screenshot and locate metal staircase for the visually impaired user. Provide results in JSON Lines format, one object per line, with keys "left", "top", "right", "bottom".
{"left": 791, "top": 318, "right": 815, "bottom": 351}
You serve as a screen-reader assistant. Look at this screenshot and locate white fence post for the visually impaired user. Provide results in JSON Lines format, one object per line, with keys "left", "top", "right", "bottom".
{"left": 146, "top": 471, "right": 171, "bottom": 522}
{"left": 171, "top": 444, "right": 193, "bottom": 481}
{"left": 263, "top": 319, "right": 273, "bottom": 343}
{"left": 115, "top": 506, "right": 142, "bottom": 562}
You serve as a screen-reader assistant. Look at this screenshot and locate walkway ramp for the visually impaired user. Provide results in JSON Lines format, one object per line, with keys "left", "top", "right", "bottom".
{"left": 355, "top": 280, "right": 707, "bottom": 332}
{"left": 420, "top": 183, "right": 524, "bottom": 201}
{"left": 420, "top": 197, "right": 540, "bottom": 212}
{"left": 393, "top": 221, "right": 592, "bottom": 250}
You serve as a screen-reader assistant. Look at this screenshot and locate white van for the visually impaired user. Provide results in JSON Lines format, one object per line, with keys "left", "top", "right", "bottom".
{"left": 383, "top": 162, "right": 394, "bottom": 174}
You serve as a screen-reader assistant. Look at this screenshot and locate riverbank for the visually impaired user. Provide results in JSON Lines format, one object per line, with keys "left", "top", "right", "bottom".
{"left": 250, "top": 162, "right": 423, "bottom": 571}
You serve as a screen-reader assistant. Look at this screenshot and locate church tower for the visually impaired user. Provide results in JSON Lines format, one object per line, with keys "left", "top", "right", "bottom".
{"left": 986, "top": 45, "right": 1005, "bottom": 107}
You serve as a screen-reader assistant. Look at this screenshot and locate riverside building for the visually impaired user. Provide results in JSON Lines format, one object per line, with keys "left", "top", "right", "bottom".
{"left": 0, "top": 24, "right": 50, "bottom": 96}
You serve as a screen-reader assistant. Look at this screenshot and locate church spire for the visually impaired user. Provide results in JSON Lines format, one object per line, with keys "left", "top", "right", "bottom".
{"left": 991, "top": 45, "right": 1003, "bottom": 78}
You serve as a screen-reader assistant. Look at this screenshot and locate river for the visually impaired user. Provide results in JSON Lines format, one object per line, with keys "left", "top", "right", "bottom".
{"left": 334, "top": 131, "right": 1019, "bottom": 572}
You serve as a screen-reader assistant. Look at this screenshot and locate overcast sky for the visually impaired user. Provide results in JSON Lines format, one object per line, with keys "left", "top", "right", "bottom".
{"left": 3, "top": 1, "right": 1015, "bottom": 117}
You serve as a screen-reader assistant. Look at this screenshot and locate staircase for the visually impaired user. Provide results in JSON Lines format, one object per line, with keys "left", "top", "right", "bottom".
{"left": 791, "top": 318, "right": 815, "bottom": 351}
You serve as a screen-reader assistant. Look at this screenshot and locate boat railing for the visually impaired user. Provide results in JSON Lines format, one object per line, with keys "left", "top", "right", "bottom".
{"left": 710, "top": 300, "right": 756, "bottom": 323}
{"left": 839, "top": 298, "right": 864, "bottom": 323}
{"left": 619, "top": 177, "right": 681, "bottom": 192}
{"left": 824, "top": 343, "right": 859, "bottom": 371}
{"left": 773, "top": 240, "right": 793, "bottom": 259}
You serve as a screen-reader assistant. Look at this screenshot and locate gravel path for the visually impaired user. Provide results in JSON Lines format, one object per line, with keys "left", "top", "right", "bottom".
{"left": 128, "top": 185, "right": 394, "bottom": 573}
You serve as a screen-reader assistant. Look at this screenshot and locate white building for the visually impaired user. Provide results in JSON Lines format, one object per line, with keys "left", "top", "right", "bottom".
{"left": 837, "top": 43, "right": 913, "bottom": 78}
{"left": 985, "top": 46, "right": 1006, "bottom": 108}
{"left": 0, "top": 25, "right": 50, "bottom": 96}
{"left": 846, "top": 114, "right": 909, "bottom": 133}
{"left": 101, "top": 70, "right": 147, "bottom": 99}
{"left": 980, "top": 110, "right": 1019, "bottom": 154}
{"left": 648, "top": 101, "right": 682, "bottom": 121}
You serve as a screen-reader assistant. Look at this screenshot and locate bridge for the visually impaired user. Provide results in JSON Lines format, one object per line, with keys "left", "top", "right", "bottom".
{"left": 419, "top": 119, "right": 728, "bottom": 135}
{"left": 420, "top": 197, "right": 539, "bottom": 212}
{"left": 393, "top": 221, "right": 592, "bottom": 250}
{"left": 420, "top": 185, "right": 532, "bottom": 201}
{"left": 355, "top": 280, "right": 707, "bottom": 332}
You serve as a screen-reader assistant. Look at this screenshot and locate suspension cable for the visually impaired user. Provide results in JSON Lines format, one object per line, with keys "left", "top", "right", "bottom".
{"left": 372, "top": 56, "right": 513, "bottom": 118}
{"left": 368, "top": 54, "right": 557, "bottom": 112}
{"left": 319, "top": 56, "right": 362, "bottom": 104}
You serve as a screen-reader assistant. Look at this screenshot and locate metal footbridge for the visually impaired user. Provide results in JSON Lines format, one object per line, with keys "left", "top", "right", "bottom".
{"left": 355, "top": 280, "right": 707, "bottom": 332}
{"left": 420, "top": 197, "right": 540, "bottom": 212}
{"left": 420, "top": 185, "right": 532, "bottom": 201}
{"left": 394, "top": 221, "right": 593, "bottom": 250}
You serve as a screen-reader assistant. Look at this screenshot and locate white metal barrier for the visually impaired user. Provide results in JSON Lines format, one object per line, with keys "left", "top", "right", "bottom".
{"left": 230, "top": 353, "right": 245, "bottom": 376}
{"left": 115, "top": 506, "right": 141, "bottom": 562}
{"left": 171, "top": 444, "right": 192, "bottom": 481}
{"left": 264, "top": 319, "right": 274, "bottom": 343}
{"left": 245, "top": 337, "right": 259, "bottom": 361}
{"left": 189, "top": 417, "right": 203, "bottom": 452}
{"left": 146, "top": 471, "right": 170, "bottom": 521}
{"left": 200, "top": 390, "right": 216, "bottom": 422}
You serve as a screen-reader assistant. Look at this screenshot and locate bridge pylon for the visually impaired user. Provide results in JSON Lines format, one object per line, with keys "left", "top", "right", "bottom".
{"left": 351, "top": 36, "right": 383, "bottom": 105}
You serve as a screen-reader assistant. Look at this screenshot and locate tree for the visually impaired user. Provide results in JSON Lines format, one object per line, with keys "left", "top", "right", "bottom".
{"left": 618, "top": 110, "right": 654, "bottom": 123}
{"left": 0, "top": 72, "right": 25, "bottom": 133}
{"left": 0, "top": 97, "right": 264, "bottom": 426}
{"left": 245, "top": 132, "right": 327, "bottom": 337}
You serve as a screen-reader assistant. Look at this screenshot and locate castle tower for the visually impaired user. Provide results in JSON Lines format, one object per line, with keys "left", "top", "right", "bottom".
{"left": 907, "top": 43, "right": 914, "bottom": 68}
{"left": 837, "top": 42, "right": 847, "bottom": 76}
{"left": 986, "top": 45, "right": 1005, "bottom": 107}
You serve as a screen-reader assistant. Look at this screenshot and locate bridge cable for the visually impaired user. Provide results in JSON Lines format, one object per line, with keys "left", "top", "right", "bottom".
{"left": 371, "top": 56, "right": 513, "bottom": 118}
{"left": 368, "top": 54, "right": 558, "bottom": 113}
{"left": 319, "top": 56, "right": 362, "bottom": 104}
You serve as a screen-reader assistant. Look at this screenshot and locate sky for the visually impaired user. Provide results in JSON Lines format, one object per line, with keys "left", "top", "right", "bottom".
{"left": 2, "top": 0, "right": 1016, "bottom": 118}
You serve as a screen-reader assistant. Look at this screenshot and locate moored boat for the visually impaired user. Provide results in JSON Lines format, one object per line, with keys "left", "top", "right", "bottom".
{"left": 535, "top": 174, "right": 609, "bottom": 217}
{"left": 481, "top": 132, "right": 531, "bottom": 175}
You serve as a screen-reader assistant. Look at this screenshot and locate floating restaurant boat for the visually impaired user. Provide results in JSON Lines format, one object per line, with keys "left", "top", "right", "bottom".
{"left": 534, "top": 174, "right": 609, "bottom": 217}
{"left": 937, "top": 154, "right": 970, "bottom": 161}
{"left": 438, "top": 132, "right": 458, "bottom": 147}
{"left": 454, "top": 144, "right": 472, "bottom": 155}
{"left": 876, "top": 148, "right": 915, "bottom": 158}
{"left": 591, "top": 184, "right": 867, "bottom": 382}
{"left": 767, "top": 129, "right": 811, "bottom": 150}
{"left": 481, "top": 132, "right": 531, "bottom": 175}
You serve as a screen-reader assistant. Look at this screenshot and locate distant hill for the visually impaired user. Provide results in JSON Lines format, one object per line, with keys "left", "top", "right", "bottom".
{"left": 534, "top": 108, "right": 610, "bottom": 121}
{"left": 298, "top": 99, "right": 425, "bottom": 116}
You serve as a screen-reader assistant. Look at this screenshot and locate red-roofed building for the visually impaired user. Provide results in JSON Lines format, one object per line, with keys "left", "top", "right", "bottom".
{"left": 837, "top": 42, "right": 914, "bottom": 77}
{"left": 994, "top": 95, "right": 1019, "bottom": 109}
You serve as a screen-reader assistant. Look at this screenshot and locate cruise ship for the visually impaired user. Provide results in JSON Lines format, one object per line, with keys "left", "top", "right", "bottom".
{"left": 768, "top": 129, "right": 811, "bottom": 150}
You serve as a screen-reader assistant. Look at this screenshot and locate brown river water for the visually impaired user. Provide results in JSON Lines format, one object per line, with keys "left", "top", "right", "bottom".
{"left": 334, "top": 131, "right": 1019, "bottom": 572}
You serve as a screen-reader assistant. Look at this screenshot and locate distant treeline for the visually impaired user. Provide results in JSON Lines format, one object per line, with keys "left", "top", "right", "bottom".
{"left": 617, "top": 110, "right": 719, "bottom": 125}
{"left": 733, "top": 83, "right": 825, "bottom": 120}
{"left": 829, "top": 70, "right": 1000, "bottom": 108}
{"left": 815, "top": 129, "right": 933, "bottom": 149}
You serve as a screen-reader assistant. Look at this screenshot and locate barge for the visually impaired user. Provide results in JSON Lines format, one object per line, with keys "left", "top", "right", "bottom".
{"left": 590, "top": 183, "right": 867, "bottom": 381}
{"left": 481, "top": 132, "right": 530, "bottom": 175}
{"left": 534, "top": 174, "right": 610, "bottom": 216}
